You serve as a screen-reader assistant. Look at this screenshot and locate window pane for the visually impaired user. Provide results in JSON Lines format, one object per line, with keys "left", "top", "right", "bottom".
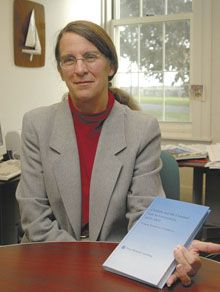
{"left": 117, "top": 73, "right": 140, "bottom": 96}
{"left": 164, "top": 72, "right": 189, "bottom": 122}
{"left": 168, "top": 0, "right": 192, "bottom": 14}
{"left": 119, "top": 0, "right": 140, "bottom": 18}
{"left": 142, "top": 0, "right": 164, "bottom": 16}
{"left": 118, "top": 25, "right": 139, "bottom": 72}
{"left": 117, "top": 0, "right": 192, "bottom": 19}
{"left": 165, "top": 93, "right": 190, "bottom": 122}
{"left": 140, "top": 23, "right": 163, "bottom": 71}
{"left": 164, "top": 72, "right": 189, "bottom": 87}
{"left": 139, "top": 73, "right": 163, "bottom": 120}
{"left": 165, "top": 21, "right": 190, "bottom": 72}
{"left": 114, "top": 2, "right": 191, "bottom": 122}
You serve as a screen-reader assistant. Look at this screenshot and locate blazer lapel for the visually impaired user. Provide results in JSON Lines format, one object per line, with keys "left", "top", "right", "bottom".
{"left": 49, "top": 101, "right": 82, "bottom": 240}
{"left": 89, "top": 102, "right": 127, "bottom": 240}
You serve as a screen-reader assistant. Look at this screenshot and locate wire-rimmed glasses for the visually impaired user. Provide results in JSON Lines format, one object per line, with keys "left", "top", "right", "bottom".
{"left": 60, "top": 52, "right": 102, "bottom": 70}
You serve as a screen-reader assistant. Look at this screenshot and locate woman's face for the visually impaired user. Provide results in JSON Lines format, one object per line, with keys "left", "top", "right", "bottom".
{"left": 58, "top": 32, "right": 114, "bottom": 113}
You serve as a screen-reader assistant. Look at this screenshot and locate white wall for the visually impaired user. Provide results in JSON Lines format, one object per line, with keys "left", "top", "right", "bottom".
{"left": 0, "top": 0, "right": 101, "bottom": 154}
{"left": 211, "top": 0, "right": 220, "bottom": 143}
{"left": 0, "top": 0, "right": 220, "bottom": 156}
{"left": 180, "top": 0, "right": 220, "bottom": 203}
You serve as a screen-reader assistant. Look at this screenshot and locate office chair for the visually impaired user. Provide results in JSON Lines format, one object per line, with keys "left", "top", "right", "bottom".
{"left": 160, "top": 150, "right": 180, "bottom": 200}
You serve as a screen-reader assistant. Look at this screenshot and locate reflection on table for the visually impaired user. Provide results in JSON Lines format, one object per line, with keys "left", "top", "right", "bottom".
{"left": 0, "top": 241, "right": 220, "bottom": 291}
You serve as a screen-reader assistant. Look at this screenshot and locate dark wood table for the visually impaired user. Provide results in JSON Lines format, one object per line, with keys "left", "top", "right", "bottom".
{"left": 0, "top": 241, "right": 219, "bottom": 291}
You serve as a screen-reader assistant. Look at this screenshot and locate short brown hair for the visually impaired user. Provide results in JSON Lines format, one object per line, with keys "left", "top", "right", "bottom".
{"left": 55, "top": 20, "right": 118, "bottom": 81}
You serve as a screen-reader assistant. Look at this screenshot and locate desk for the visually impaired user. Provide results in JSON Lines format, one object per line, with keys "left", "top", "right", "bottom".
{"left": 178, "top": 160, "right": 220, "bottom": 229}
{"left": 0, "top": 241, "right": 219, "bottom": 292}
{"left": 0, "top": 176, "right": 20, "bottom": 245}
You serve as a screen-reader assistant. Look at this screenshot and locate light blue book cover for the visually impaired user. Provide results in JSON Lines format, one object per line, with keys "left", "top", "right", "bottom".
{"left": 103, "top": 197, "right": 210, "bottom": 289}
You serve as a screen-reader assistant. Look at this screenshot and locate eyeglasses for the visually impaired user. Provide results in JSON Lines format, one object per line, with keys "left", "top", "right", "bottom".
{"left": 60, "top": 52, "right": 102, "bottom": 70}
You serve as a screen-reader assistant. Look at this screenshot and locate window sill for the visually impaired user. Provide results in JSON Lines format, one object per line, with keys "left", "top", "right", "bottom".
{"left": 161, "top": 134, "right": 212, "bottom": 144}
{"left": 159, "top": 121, "right": 212, "bottom": 144}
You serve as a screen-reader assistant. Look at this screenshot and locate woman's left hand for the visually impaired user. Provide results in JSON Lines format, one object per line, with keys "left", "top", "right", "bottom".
{"left": 166, "top": 240, "right": 220, "bottom": 287}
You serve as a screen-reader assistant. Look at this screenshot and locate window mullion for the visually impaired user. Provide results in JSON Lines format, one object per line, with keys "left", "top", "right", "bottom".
{"left": 138, "top": 24, "right": 141, "bottom": 104}
{"left": 140, "top": 0, "right": 143, "bottom": 17}
{"left": 138, "top": 0, "right": 142, "bottom": 105}
{"left": 162, "top": 22, "right": 166, "bottom": 121}
{"left": 165, "top": 0, "right": 168, "bottom": 14}
{"left": 163, "top": 0, "right": 168, "bottom": 122}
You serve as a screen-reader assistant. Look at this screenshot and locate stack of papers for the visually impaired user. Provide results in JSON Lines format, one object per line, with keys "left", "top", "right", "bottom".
{"left": 162, "top": 143, "right": 220, "bottom": 169}
{"left": 205, "top": 144, "right": 220, "bottom": 169}
{"left": 162, "top": 144, "right": 208, "bottom": 161}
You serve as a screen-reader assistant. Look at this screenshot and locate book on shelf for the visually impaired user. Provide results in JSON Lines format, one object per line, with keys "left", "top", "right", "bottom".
{"left": 103, "top": 197, "right": 210, "bottom": 289}
{"left": 162, "top": 144, "right": 208, "bottom": 161}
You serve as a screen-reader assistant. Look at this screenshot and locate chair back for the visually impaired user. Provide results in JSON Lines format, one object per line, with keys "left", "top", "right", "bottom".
{"left": 160, "top": 150, "right": 180, "bottom": 200}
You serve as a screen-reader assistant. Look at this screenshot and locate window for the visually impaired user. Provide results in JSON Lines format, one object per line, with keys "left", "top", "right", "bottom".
{"left": 107, "top": 0, "right": 212, "bottom": 142}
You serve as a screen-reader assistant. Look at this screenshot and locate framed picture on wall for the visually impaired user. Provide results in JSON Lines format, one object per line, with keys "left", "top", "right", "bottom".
{"left": 189, "top": 85, "right": 204, "bottom": 101}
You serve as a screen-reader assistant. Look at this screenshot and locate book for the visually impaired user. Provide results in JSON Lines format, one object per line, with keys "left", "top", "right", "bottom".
{"left": 103, "top": 197, "right": 210, "bottom": 289}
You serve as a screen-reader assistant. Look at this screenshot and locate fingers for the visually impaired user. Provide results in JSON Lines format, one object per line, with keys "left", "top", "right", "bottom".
{"left": 176, "top": 264, "right": 192, "bottom": 286}
{"left": 167, "top": 240, "right": 220, "bottom": 288}
{"left": 166, "top": 265, "right": 191, "bottom": 287}
{"left": 175, "top": 245, "right": 201, "bottom": 275}
{"left": 166, "top": 272, "right": 178, "bottom": 287}
{"left": 166, "top": 245, "right": 202, "bottom": 287}
{"left": 190, "top": 240, "right": 220, "bottom": 254}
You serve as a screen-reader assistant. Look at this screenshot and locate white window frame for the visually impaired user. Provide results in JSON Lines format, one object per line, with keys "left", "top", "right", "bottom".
{"left": 103, "top": 0, "right": 212, "bottom": 143}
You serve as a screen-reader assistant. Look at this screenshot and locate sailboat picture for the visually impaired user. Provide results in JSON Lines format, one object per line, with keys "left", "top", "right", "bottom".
{"left": 22, "top": 9, "right": 41, "bottom": 61}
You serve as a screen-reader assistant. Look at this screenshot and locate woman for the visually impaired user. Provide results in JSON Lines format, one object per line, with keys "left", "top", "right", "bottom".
{"left": 16, "top": 20, "right": 220, "bottom": 287}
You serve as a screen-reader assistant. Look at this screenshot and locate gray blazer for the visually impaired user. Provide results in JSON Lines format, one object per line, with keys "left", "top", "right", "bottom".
{"left": 16, "top": 100, "right": 165, "bottom": 243}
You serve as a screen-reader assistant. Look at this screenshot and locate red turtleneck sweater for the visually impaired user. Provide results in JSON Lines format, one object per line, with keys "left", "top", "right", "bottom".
{"left": 68, "top": 92, "right": 115, "bottom": 226}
